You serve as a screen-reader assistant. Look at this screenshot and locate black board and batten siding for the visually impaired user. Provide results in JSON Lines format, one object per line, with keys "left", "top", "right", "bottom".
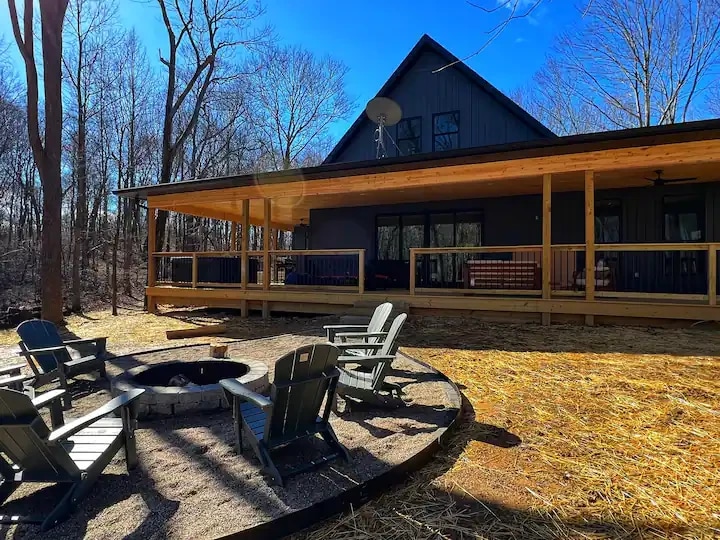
{"left": 327, "top": 49, "right": 549, "bottom": 164}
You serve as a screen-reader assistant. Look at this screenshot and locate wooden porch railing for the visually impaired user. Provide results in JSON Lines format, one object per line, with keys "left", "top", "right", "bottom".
{"left": 151, "top": 249, "right": 366, "bottom": 294}
{"left": 409, "top": 243, "right": 720, "bottom": 306}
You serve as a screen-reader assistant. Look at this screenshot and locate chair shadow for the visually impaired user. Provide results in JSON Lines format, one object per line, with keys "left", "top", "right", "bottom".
{"left": 3, "top": 466, "right": 179, "bottom": 540}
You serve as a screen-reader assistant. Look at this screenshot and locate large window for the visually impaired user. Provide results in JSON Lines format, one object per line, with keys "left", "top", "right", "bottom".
{"left": 375, "top": 211, "right": 482, "bottom": 262}
{"left": 664, "top": 195, "right": 704, "bottom": 242}
{"left": 401, "top": 215, "right": 425, "bottom": 260}
{"left": 376, "top": 215, "right": 425, "bottom": 261}
{"left": 433, "top": 111, "right": 459, "bottom": 151}
{"left": 376, "top": 216, "right": 400, "bottom": 260}
{"left": 397, "top": 117, "right": 421, "bottom": 155}
{"left": 595, "top": 199, "right": 621, "bottom": 243}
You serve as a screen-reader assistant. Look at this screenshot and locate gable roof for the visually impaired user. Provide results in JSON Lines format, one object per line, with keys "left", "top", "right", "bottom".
{"left": 324, "top": 34, "right": 556, "bottom": 164}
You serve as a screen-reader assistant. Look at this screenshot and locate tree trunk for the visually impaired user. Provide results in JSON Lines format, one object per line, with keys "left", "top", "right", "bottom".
{"left": 39, "top": 1, "right": 68, "bottom": 323}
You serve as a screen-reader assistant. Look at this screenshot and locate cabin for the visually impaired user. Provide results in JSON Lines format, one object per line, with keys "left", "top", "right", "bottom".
{"left": 116, "top": 35, "right": 720, "bottom": 325}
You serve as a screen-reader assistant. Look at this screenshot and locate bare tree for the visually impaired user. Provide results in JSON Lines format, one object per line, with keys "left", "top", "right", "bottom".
{"left": 554, "top": 0, "right": 720, "bottom": 128}
{"left": 8, "top": 0, "right": 69, "bottom": 323}
{"left": 154, "top": 0, "right": 266, "bottom": 248}
{"left": 63, "top": 0, "right": 117, "bottom": 312}
{"left": 250, "top": 45, "right": 353, "bottom": 170}
{"left": 511, "top": 58, "right": 608, "bottom": 135}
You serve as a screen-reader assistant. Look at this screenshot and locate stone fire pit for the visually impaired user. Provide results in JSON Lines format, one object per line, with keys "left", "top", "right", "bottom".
{"left": 111, "top": 357, "right": 269, "bottom": 418}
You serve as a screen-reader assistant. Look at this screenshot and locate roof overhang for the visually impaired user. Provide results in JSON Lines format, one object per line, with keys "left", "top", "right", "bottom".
{"left": 115, "top": 119, "right": 720, "bottom": 229}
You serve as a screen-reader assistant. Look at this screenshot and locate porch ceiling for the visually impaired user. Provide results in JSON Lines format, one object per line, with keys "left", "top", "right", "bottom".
{"left": 147, "top": 138, "right": 720, "bottom": 229}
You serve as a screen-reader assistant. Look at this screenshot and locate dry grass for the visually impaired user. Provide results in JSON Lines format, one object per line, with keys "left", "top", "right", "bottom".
{"left": 300, "top": 319, "right": 720, "bottom": 539}
{"left": 4, "top": 308, "right": 720, "bottom": 538}
{"left": 0, "top": 306, "right": 320, "bottom": 353}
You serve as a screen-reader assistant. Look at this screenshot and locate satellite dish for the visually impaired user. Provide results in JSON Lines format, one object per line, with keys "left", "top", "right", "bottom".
{"left": 365, "top": 97, "right": 402, "bottom": 126}
{"left": 365, "top": 97, "right": 402, "bottom": 158}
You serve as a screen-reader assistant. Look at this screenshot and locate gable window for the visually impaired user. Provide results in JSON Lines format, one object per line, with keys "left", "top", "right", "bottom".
{"left": 433, "top": 111, "right": 459, "bottom": 151}
{"left": 397, "top": 117, "right": 422, "bottom": 155}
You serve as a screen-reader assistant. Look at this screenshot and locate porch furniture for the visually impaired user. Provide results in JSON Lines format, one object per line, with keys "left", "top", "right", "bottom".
{"left": 219, "top": 343, "right": 349, "bottom": 486}
{"left": 463, "top": 259, "right": 541, "bottom": 290}
{"left": 0, "top": 387, "right": 144, "bottom": 531}
{"left": 573, "top": 259, "right": 615, "bottom": 291}
{"left": 323, "top": 302, "right": 393, "bottom": 343}
{"left": 336, "top": 313, "right": 408, "bottom": 409}
{"left": 16, "top": 319, "right": 108, "bottom": 410}
{"left": 0, "top": 363, "right": 31, "bottom": 391}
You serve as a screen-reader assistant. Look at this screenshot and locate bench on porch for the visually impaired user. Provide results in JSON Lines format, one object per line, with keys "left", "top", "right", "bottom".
{"left": 463, "top": 259, "right": 541, "bottom": 290}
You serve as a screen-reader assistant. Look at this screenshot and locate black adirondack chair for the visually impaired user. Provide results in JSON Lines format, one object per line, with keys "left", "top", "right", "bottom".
{"left": 0, "top": 387, "right": 144, "bottom": 531}
{"left": 220, "top": 343, "right": 349, "bottom": 486}
{"left": 323, "top": 302, "right": 393, "bottom": 343}
{"left": 16, "top": 319, "right": 108, "bottom": 409}
{"left": 335, "top": 313, "right": 408, "bottom": 409}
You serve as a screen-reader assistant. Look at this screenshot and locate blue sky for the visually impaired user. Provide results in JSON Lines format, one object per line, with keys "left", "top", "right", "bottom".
{"left": 1, "top": 0, "right": 579, "bottom": 138}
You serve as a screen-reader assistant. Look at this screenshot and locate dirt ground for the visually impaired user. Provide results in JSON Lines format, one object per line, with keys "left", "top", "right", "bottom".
{"left": 1, "top": 328, "right": 457, "bottom": 539}
{"left": 3, "top": 309, "right": 720, "bottom": 539}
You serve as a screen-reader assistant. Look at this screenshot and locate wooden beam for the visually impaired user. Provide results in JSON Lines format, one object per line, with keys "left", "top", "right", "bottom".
{"left": 262, "top": 199, "right": 271, "bottom": 318}
{"left": 150, "top": 139, "right": 720, "bottom": 209}
{"left": 541, "top": 173, "right": 552, "bottom": 325}
{"left": 241, "top": 199, "right": 250, "bottom": 317}
{"left": 709, "top": 245, "right": 717, "bottom": 306}
{"left": 191, "top": 253, "right": 198, "bottom": 288}
{"left": 358, "top": 249, "right": 365, "bottom": 295}
{"left": 147, "top": 207, "right": 157, "bottom": 313}
{"left": 166, "top": 324, "right": 227, "bottom": 340}
{"left": 230, "top": 222, "right": 237, "bottom": 250}
{"left": 145, "top": 285, "right": 720, "bottom": 322}
{"left": 149, "top": 200, "right": 294, "bottom": 230}
{"left": 585, "top": 170, "right": 595, "bottom": 326}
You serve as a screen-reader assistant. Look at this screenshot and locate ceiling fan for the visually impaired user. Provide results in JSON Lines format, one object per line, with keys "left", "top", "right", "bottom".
{"left": 645, "top": 169, "right": 697, "bottom": 186}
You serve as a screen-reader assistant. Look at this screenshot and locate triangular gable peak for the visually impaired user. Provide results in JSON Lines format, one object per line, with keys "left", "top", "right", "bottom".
{"left": 325, "top": 34, "right": 555, "bottom": 164}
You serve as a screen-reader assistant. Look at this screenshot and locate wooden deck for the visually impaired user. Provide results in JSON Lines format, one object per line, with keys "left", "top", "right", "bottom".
{"left": 147, "top": 283, "right": 720, "bottom": 325}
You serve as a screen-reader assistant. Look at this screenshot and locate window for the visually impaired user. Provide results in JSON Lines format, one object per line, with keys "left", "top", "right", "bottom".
{"left": 376, "top": 214, "right": 425, "bottom": 261}
{"left": 433, "top": 111, "right": 459, "bottom": 151}
{"left": 397, "top": 117, "right": 421, "bottom": 155}
{"left": 663, "top": 195, "right": 704, "bottom": 242}
{"left": 376, "top": 216, "right": 399, "bottom": 261}
{"left": 663, "top": 195, "right": 704, "bottom": 277}
{"left": 595, "top": 200, "right": 621, "bottom": 243}
{"left": 401, "top": 215, "right": 425, "bottom": 261}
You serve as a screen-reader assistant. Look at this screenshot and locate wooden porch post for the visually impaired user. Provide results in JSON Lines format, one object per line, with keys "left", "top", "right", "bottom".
{"left": 262, "top": 199, "right": 271, "bottom": 319}
{"left": 230, "top": 222, "right": 237, "bottom": 251}
{"left": 147, "top": 206, "right": 157, "bottom": 313}
{"left": 240, "top": 199, "right": 250, "bottom": 318}
{"left": 541, "top": 173, "right": 552, "bottom": 326}
{"left": 585, "top": 170, "right": 595, "bottom": 326}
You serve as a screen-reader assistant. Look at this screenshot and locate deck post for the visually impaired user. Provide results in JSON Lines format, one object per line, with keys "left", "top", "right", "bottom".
{"left": 240, "top": 199, "right": 250, "bottom": 317}
{"left": 230, "top": 222, "right": 237, "bottom": 251}
{"left": 585, "top": 170, "right": 595, "bottom": 326}
{"left": 358, "top": 249, "right": 365, "bottom": 295}
{"left": 709, "top": 245, "right": 717, "bottom": 306}
{"left": 147, "top": 206, "right": 157, "bottom": 313}
{"left": 542, "top": 173, "right": 552, "bottom": 326}
{"left": 191, "top": 253, "right": 198, "bottom": 288}
{"left": 262, "top": 199, "right": 271, "bottom": 319}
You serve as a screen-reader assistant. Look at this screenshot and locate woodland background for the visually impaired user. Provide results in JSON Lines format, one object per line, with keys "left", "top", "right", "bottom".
{"left": 1, "top": 0, "right": 720, "bottom": 320}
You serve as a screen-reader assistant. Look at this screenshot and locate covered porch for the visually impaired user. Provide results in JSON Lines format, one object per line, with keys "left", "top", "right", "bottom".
{"left": 128, "top": 121, "right": 720, "bottom": 325}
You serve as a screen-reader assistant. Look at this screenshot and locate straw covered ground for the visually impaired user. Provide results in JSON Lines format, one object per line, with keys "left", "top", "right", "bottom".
{"left": 2, "top": 309, "right": 719, "bottom": 538}
{"left": 300, "top": 318, "right": 720, "bottom": 539}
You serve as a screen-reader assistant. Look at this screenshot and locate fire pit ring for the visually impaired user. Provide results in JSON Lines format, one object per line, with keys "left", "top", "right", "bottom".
{"left": 111, "top": 357, "right": 269, "bottom": 418}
